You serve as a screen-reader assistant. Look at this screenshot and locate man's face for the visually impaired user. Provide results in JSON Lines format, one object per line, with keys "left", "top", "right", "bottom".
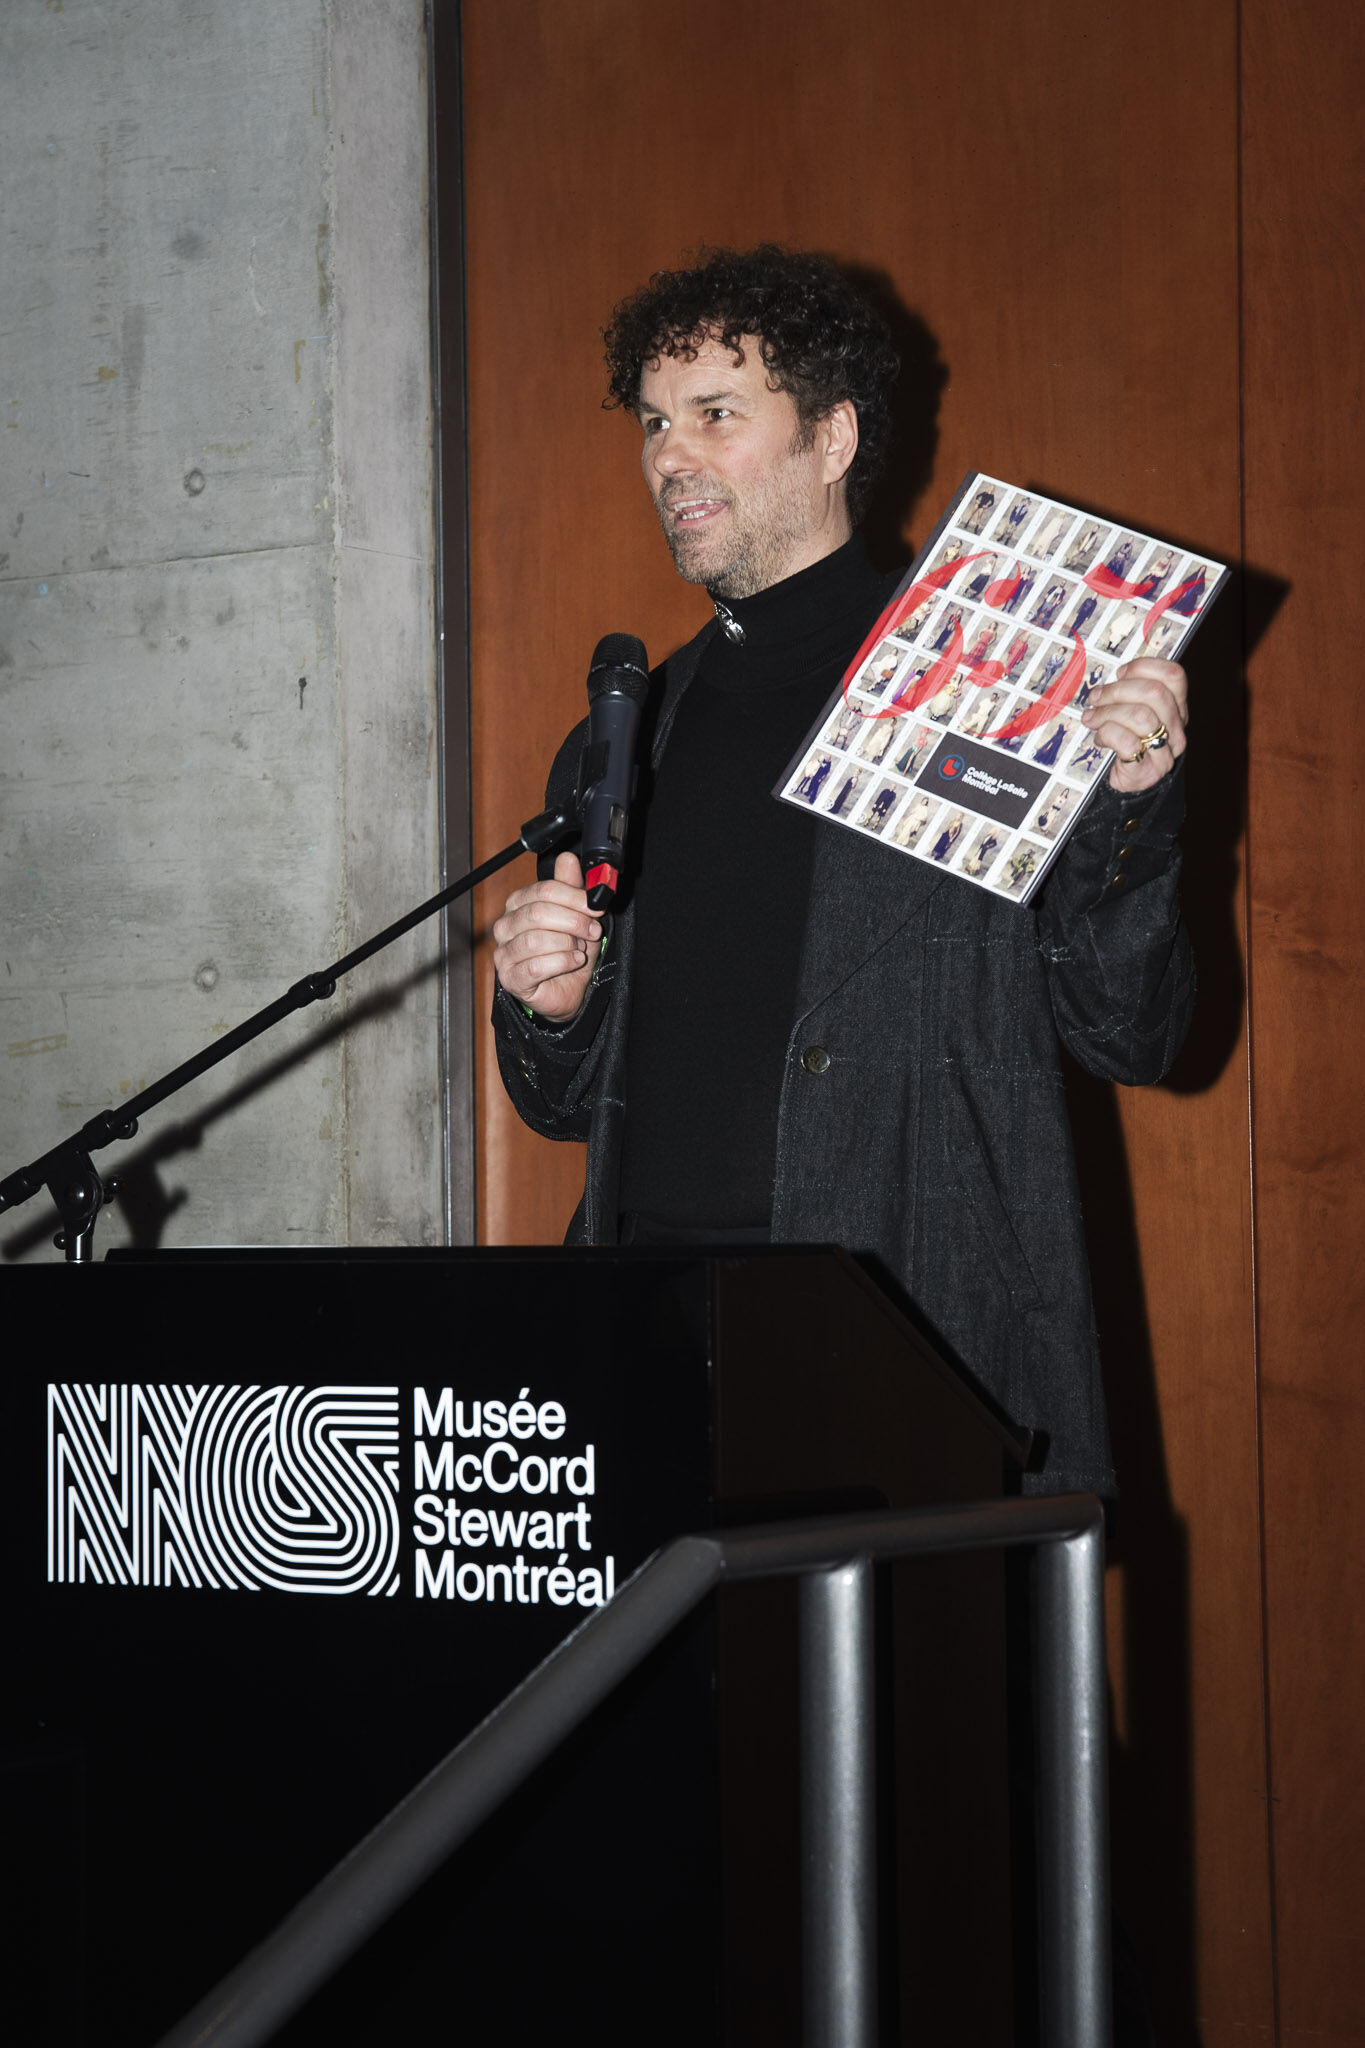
{"left": 636, "top": 333, "right": 854, "bottom": 600}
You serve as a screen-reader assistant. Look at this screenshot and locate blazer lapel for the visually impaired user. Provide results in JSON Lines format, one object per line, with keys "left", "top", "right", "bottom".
{"left": 649, "top": 624, "right": 717, "bottom": 766}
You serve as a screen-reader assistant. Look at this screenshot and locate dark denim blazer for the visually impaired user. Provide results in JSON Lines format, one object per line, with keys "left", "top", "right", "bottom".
{"left": 495, "top": 622, "right": 1193, "bottom": 1497}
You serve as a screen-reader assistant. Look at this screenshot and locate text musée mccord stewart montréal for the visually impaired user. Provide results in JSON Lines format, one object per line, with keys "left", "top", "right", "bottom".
{"left": 47, "top": 1381, "right": 616, "bottom": 1610}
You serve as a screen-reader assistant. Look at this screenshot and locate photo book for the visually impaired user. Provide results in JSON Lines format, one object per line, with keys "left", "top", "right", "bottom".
{"left": 775, "top": 472, "right": 1226, "bottom": 905}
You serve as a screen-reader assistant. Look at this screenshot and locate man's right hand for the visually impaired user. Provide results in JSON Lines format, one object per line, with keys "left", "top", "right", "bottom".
{"left": 492, "top": 851, "right": 602, "bottom": 1023}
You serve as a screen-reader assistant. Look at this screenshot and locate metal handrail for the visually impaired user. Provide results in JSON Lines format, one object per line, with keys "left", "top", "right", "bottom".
{"left": 152, "top": 1494, "right": 1110, "bottom": 2048}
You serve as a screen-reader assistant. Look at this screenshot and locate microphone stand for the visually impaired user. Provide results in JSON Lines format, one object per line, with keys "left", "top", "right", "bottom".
{"left": 0, "top": 805, "right": 576, "bottom": 1263}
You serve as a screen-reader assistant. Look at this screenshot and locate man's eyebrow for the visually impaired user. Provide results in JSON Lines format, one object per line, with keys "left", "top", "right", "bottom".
{"left": 636, "top": 387, "right": 747, "bottom": 418}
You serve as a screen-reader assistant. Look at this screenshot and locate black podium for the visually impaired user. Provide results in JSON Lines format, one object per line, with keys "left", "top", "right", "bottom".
{"left": 6, "top": 1247, "right": 1024, "bottom": 2046}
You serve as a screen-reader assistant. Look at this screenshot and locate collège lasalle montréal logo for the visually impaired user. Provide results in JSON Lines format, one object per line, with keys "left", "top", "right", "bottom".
{"left": 46, "top": 1384, "right": 615, "bottom": 1612}
{"left": 923, "top": 732, "right": 1049, "bottom": 829}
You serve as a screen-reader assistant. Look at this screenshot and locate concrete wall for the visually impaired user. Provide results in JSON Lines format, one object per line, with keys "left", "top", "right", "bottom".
{"left": 1, "top": 0, "right": 445, "bottom": 1258}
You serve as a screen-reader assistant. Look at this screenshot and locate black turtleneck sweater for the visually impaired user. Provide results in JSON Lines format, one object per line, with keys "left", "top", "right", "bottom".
{"left": 617, "top": 534, "right": 898, "bottom": 1232}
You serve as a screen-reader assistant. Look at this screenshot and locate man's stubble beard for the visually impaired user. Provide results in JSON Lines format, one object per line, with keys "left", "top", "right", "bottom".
{"left": 656, "top": 429, "right": 822, "bottom": 600}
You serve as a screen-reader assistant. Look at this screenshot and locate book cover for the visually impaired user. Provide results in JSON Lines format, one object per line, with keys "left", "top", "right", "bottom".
{"left": 775, "top": 472, "right": 1226, "bottom": 904}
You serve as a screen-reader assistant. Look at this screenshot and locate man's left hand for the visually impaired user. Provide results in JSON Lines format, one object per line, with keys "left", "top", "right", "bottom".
{"left": 1081, "top": 657, "right": 1188, "bottom": 794}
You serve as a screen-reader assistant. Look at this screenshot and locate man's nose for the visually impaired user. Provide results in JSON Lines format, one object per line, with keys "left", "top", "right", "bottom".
{"left": 649, "top": 421, "right": 701, "bottom": 477}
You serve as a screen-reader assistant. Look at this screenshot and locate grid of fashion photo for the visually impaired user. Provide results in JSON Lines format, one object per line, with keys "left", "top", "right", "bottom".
{"left": 778, "top": 474, "right": 1221, "bottom": 905}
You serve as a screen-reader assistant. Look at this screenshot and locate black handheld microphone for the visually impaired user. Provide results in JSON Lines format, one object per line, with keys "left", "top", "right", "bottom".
{"left": 577, "top": 634, "right": 650, "bottom": 911}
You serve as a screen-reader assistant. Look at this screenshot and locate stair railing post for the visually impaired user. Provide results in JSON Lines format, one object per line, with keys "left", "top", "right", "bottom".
{"left": 799, "top": 1555, "right": 878, "bottom": 2048}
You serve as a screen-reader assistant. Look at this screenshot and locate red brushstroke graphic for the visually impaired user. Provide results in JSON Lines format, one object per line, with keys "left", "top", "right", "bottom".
{"left": 982, "top": 633, "right": 1087, "bottom": 745}
{"left": 983, "top": 569, "right": 1026, "bottom": 611}
{"left": 883, "top": 609, "right": 1029, "bottom": 721}
{"left": 840, "top": 552, "right": 990, "bottom": 718}
{"left": 832, "top": 523, "right": 1206, "bottom": 768}
{"left": 1084, "top": 562, "right": 1143, "bottom": 600}
{"left": 894, "top": 621, "right": 969, "bottom": 716}
{"left": 1083, "top": 563, "right": 1205, "bottom": 644}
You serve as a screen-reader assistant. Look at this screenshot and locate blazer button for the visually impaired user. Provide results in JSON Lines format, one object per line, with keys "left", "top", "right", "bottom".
{"left": 802, "top": 1044, "right": 831, "bottom": 1075}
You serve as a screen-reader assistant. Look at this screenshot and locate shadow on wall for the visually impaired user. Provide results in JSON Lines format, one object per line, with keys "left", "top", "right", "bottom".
{"left": 0, "top": 951, "right": 449, "bottom": 1264}
{"left": 1020, "top": 493, "right": 1287, "bottom": 1097}
{"left": 842, "top": 261, "right": 950, "bottom": 572}
{"left": 1065, "top": 1057, "right": 1198, "bottom": 2046}
{"left": 1045, "top": 515, "right": 1284, "bottom": 2038}
{"left": 1163, "top": 553, "right": 1285, "bottom": 1095}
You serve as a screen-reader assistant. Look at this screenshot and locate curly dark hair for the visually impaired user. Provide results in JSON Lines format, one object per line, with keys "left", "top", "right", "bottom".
{"left": 603, "top": 245, "right": 899, "bottom": 526}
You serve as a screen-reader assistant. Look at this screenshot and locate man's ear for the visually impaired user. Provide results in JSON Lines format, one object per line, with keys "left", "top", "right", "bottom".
{"left": 821, "top": 400, "right": 859, "bottom": 487}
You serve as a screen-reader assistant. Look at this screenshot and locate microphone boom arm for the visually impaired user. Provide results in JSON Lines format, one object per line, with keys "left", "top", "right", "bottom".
{"left": 0, "top": 804, "right": 577, "bottom": 1261}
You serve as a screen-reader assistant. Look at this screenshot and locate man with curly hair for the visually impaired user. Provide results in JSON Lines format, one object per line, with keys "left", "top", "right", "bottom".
{"left": 492, "top": 245, "right": 1192, "bottom": 1504}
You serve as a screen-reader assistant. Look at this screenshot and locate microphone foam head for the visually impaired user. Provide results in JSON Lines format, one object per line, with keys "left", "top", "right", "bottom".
{"left": 587, "top": 634, "right": 650, "bottom": 703}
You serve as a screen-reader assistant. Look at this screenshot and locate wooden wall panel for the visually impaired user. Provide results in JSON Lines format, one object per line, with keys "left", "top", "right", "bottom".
{"left": 460, "top": 2, "right": 1283, "bottom": 2036}
{"left": 1242, "top": 3, "right": 1365, "bottom": 2040}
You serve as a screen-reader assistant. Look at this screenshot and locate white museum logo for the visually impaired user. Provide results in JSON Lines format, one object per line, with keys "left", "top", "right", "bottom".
{"left": 46, "top": 1384, "right": 617, "bottom": 1607}
{"left": 47, "top": 1384, "right": 401, "bottom": 1596}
